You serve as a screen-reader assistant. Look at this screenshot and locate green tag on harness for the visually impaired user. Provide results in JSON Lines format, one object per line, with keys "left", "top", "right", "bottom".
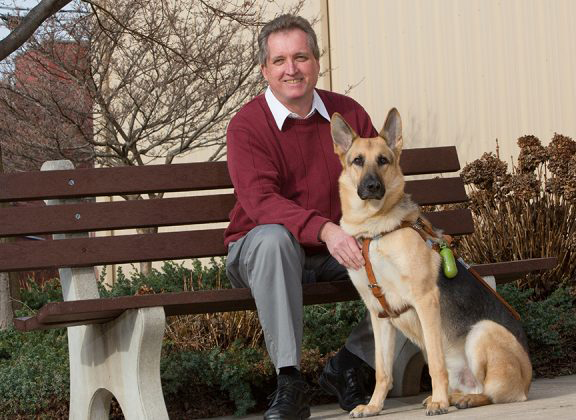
{"left": 440, "top": 245, "right": 458, "bottom": 278}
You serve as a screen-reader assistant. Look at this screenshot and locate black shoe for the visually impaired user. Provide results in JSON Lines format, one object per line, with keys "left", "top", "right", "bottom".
{"left": 318, "top": 359, "right": 369, "bottom": 412}
{"left": 264, "top": 376, "right": 311, "bottom": 420}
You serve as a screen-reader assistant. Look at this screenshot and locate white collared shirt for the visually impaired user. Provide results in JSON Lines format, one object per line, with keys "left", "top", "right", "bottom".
{"left": 265, "top": 87, "right": 330, "bottom": 131}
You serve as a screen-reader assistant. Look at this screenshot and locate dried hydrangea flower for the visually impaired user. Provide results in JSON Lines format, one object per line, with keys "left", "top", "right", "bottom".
{"left": 461, "top": 152, "right": 508, "bottom": 191}
{"left": 517, "top": 135, "right": 548, "bottom": 173}
{"left": 547, "top": 133, "right": 576, "bottom": 177}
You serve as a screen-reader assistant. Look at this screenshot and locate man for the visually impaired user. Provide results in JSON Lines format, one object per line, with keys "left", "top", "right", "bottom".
{"left": 225, "top": 14, "right": 377, "bottom": 419}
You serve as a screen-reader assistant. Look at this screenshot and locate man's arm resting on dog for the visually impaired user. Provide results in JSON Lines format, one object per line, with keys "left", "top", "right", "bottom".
{"left": 319, "top": 222, "right": 364, "bottom": 270}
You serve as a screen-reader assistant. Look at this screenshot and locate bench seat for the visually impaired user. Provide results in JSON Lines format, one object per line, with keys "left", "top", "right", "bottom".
{"left": 12, "top": 257, "right": 556, "bottom": 332}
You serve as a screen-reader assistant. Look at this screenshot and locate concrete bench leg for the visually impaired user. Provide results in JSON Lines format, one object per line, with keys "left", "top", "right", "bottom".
{"left": 68, "top": 306, "right": 168, "bottom": 420}
{"left": 388, "top": 330, "right": 425, "bottom": 397}
{"left": 42, "top": 160, "right": 169, "bottom": 419}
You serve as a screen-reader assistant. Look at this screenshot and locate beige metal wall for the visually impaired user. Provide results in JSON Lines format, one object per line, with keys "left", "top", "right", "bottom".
{"left": 326, "top": 0, "right": 576, "bottom": 167}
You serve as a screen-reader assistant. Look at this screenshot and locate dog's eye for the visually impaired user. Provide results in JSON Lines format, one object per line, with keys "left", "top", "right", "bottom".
{"left": 352, "top": 156, "right": 364, "bottom": 166}
{"left": 377, "top": 155, "right": 389, "bottom": 166}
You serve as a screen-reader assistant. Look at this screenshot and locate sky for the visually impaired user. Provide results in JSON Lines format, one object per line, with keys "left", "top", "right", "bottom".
{"left": 0, "top": 1, "right": 77, "bottom": 39}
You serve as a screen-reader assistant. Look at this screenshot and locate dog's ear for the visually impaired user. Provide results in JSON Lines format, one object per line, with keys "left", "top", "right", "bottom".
{"left": 380, "top": 108, "right": 403, "bottom": 153}
{"left": 331, "top": 112, "right": 358, "bottom": 155}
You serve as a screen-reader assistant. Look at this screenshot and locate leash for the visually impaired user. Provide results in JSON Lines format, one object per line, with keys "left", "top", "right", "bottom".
{"left": 360, "top": 217, "right": 521, "bottom": 321}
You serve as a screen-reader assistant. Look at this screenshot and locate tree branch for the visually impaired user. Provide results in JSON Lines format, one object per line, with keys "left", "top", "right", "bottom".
{"left": 0, "top": 0, "right": 72, "bottom": 60}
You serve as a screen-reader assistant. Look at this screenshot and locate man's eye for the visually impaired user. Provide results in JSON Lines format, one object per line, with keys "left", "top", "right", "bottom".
{"left": 377, "top": 155, "right": 389, "bottom": 165}
{"left": 295, "top": 55, "right": 308, "bottom": 61}
{"left": 352, "top": 156, "right": 364, "bottom": 166}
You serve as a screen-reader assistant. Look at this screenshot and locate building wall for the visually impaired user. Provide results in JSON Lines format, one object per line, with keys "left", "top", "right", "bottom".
{"left": 102, "top": 0, "right": 576, "bottom": 280}
{"left": 326, "top": 0, "right": 576, "bottom": 166}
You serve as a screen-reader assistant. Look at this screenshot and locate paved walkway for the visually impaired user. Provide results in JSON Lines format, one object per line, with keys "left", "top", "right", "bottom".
{"left": 216, "top": 375, "right": 576, "bottom": 419}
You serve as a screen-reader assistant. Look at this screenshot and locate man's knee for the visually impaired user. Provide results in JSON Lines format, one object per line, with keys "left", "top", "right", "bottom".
{"left": 250, "top": 224, "right": 301, "bottom": 256}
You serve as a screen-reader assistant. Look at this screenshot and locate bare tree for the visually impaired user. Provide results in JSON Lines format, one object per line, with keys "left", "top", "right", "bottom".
{"left": 0, "top": 0, "right": 303, "bottom": 278}
{"left": 0, "top": 0, "right": 304, "bottom": 170}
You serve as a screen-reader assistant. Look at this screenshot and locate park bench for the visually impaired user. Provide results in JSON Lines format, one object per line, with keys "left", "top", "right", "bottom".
{"left": 0, "top": 147, "right": 556, "bottom": 419}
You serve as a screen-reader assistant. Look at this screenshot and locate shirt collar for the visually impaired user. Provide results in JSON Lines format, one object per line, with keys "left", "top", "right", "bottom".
{"left": 265, "top": 87, "right": 330, "bottom": 130}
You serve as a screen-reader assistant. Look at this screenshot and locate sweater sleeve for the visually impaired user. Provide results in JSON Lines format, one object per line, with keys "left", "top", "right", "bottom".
{"left": 226, "top": 124, "right": 329, "bottom": 247}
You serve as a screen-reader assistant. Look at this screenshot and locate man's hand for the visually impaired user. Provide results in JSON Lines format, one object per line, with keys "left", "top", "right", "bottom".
{"left": 319, "top": 222, "right": 364, "bottom": 270}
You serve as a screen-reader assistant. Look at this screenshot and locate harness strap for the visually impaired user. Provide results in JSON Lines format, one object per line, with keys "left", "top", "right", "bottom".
{"left": 361, "top": 238, "right": 412, "bottom": 319}
{"left": 361, "top": 217, "right": 520, "bottom": 321}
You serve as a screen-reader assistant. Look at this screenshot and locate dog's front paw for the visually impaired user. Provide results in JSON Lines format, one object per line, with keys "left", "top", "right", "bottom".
{"left": 349, "top": 404, "right": 381, "bottom": 418}
{"left": 424, "top": 400, "right": 449, "bottom": 416}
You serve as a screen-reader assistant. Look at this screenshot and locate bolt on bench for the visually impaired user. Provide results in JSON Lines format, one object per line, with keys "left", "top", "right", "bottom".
{"left": 0, "top": 147, "right": 556, "bottom": 418}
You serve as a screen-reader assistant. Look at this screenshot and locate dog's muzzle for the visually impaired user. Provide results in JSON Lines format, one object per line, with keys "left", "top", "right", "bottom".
{"left": 358, "top": 173, "right": 385, "bottom": 200}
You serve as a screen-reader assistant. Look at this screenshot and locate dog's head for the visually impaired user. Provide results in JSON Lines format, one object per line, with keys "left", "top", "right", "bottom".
{"left": 331, "top": 108, "right": 404, "bottom": 203}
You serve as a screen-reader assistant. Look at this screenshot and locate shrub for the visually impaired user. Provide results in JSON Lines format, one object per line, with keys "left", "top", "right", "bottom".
{"left": 18, "top": 277, "right": 63, "bottom": 312}
{"left": 98, "top": 258, "right": 230, "bottom": 297}
{"left": 303, "top": 301, "right": 367, "bottom": 354}
{"left": 457, "top": 134, "right": 576, "bottom": 296}
{"left": 161, "top": 345, "right": 273, "bottom": 417}
{"left": 499, "top": 284, "right": 576, "bottom": 376}
{"left": 0, "top": 328, "right": 69, "bottom": 415}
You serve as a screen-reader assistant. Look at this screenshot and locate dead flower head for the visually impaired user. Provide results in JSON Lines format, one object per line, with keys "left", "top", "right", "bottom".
{"left": 508, "top": 172, "right": 540, "bottom": 200}
{"left": 461, "top": 152, "right": 508, "bottom": 191}
{"left": 547, "top": 133, "right": 576, "bottom": 178}
{"left": 517, "top": 135, "right": 548, "bottom": 173}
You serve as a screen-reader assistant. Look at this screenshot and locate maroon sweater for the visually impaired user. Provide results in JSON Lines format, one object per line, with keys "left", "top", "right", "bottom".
{"left": 224, "top": 89, "right": 377, "bottom": 253}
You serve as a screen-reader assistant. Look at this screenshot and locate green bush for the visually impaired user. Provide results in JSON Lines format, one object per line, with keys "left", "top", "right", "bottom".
{"left": 499, "top": 284, "right": 576, "bottom": 376}
{"left": 0, "top": 328, "right": 68, "bottom": 415}
{"left": 161, "top": 345, "right": 272, "bottom": 416}
{"left": 18, "top": 277, "right": 63, "bottom": 312}
{"left": 303, "top": 301, "right": 366, "bottom": 354}
{"left": 99, "top": 258, "right": 229, "bottom": 297}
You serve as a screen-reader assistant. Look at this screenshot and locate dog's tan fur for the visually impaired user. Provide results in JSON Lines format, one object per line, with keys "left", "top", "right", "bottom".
{"left": 331, "top": 109, "right": 532, "bottom": 417}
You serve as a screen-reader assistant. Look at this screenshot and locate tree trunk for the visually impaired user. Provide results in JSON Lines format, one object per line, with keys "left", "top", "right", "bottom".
{"left": 0, "top": 144, "right": 14, "bottom": 329}
{"left": 0, "top": 271, "right": 14, "bottom": 329}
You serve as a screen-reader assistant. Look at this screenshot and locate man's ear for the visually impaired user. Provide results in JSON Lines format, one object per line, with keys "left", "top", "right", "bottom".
{"left": 331, "top": 113, "right": 358, "bottom": 155}
{"left": 261, "top": 64, "right": 269, "bottom": 82}
{"left": 380, "top": 108, "right": 403, "bottom": 153}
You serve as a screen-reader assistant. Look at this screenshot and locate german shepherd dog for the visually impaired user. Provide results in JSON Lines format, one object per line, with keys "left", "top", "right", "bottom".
{"left": 330, "top": 109, "right": 532, "bottom": 417}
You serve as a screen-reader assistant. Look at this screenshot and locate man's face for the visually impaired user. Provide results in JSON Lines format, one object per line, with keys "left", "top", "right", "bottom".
{"left": 261, "top": 28, "right": 320, "bottom": 116}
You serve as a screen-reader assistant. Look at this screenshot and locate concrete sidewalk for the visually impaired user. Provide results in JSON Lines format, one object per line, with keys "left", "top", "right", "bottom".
{"left": 217, "top": 375, "right": 576, "bottom": 419}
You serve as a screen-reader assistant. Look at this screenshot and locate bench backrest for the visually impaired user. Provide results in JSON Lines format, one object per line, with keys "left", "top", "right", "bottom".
{"left": 0, "top": 146, "right": 472, "bottom": 273}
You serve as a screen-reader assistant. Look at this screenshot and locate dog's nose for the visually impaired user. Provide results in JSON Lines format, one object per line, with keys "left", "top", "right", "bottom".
{"left": 366, "top": 179, "right": 381, "bottom": 192}
{"left": 358, "top": 173, "right": 385, "bottom": 200}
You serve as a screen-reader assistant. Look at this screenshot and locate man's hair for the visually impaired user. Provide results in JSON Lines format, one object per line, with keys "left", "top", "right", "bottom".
{"left": 257, "top": 14, "right": 320, "bottom": 65}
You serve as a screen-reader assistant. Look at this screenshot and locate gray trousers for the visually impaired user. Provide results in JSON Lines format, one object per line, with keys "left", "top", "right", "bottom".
{"left": 226, "top": 224, "right": 375, "bottom": 371}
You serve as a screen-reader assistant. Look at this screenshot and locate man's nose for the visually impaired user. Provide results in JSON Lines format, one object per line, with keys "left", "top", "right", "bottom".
{"left": 285, "top": 59, "right": 297, "bottom": 74}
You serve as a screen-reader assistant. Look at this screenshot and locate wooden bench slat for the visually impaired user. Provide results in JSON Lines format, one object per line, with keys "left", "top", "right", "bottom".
{"left": 405, "top": 177, "right": 467, "bottom": 205}
{"left": 14, "top": 281, "right": 360, "bottom": 331}
{"left": 0, "top": 162, "right": 232, "bottom": 203}
{"left": 0, "top": 195, "right": 236, "bottom": 237}
{"left": 423, "top": 208, "right": 474, "bottom": 235}
{"left": 0, "top": 147, "right": 459, "bottom": 203}
{"left": 12, "top": 257, "right": 557, "bottom": 332}
{"left": 472, "top": 257, "right": 558, "bottom": 283}
{"left": 0, "top": 177, "right": 468, "bottom": 237}
{"left": 0, "top": 209, "right": 474, "bottom": 272}
{"left": 0, "top": 229, "right": 227, "bottom": 272}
